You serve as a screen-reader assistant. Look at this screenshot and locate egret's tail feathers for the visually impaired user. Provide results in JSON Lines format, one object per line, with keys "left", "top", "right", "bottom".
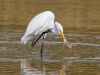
{"left": 21, "top": 34, "right": 33, "bottom": 44}
{"left": 21, "top": 37, "right": 27, "bottom": 44}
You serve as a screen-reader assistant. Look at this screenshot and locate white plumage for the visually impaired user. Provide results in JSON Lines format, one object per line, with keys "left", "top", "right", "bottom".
{"left": 21, "top": 11, "right": 72, "bottom": 49}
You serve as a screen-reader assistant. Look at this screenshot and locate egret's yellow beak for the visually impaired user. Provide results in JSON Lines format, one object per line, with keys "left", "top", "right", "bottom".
{"left": 59, "top": 30, "right": 72, "bottom": 49}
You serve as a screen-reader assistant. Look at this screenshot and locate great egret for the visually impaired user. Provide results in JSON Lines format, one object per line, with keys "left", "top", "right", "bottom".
{"left": 21, "top": 11, "right": 72, "bottom": 59}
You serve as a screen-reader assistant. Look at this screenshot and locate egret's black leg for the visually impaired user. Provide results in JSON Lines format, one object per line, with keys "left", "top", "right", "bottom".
{"left": 31, "top": 31, "right": 48, "bottom": 47}
{"left": 31, "top": 32, "right": 44, "bottom": 46}
{"left": 31, "top": 29, "right": 53, "bottom": 47}
{"left": 31, "top": 34, "right": 36, "bottom": 46}
{"left": 40, "top": 33, "right": 45, "bottom": 68}
{"left": 40, "top": 33, "right": 45, "bottom": 60}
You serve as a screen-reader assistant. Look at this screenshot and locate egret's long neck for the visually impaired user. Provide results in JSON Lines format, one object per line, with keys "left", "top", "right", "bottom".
{"left": 52, "top": 25, "right": 55, "bottom": 34}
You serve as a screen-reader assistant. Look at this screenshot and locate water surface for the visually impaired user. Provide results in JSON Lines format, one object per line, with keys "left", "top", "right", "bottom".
{"left": 0, "top": 0, "right": 100, "bottom": 75}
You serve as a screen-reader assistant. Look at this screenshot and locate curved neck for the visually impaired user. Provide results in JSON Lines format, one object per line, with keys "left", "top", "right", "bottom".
{"left": 51, "top": 24, "right": 59, "bottom": 35}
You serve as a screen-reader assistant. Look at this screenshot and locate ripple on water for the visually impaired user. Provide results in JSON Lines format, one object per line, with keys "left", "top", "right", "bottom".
{"left": 0, "top": 27, "right": 100, "bottom": 75}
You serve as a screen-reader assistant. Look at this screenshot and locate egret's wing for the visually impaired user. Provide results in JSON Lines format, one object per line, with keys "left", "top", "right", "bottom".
{"left": 25, "top": 12, "right": 49, "bottom": 35}
{"left": 21, "top": 12, "right": 49, "bottom": 44}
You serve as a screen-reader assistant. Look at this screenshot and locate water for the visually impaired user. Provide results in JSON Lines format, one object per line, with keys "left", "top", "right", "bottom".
{"left": 0, "top": 0, "right": 100, "bottom": 75}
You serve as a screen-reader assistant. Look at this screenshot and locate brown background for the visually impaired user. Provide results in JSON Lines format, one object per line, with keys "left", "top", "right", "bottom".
{"left": 0, "top": 0, "right": 100, "bottom": 28}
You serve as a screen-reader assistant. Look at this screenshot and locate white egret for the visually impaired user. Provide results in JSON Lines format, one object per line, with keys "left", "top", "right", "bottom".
{"left": 21, "top": 11, "right": 72, "bottom": 59}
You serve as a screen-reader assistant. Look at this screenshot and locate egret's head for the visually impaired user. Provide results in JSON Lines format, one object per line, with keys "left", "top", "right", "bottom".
{"left": 54, "top": 22, "right": 72, "bottom": 49}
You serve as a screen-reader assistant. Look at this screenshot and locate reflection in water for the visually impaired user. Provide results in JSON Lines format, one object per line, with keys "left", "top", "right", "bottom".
{"left": 21, "top": 59, "right": 71, "bottom": 75}
{"left": 59, "top": 61, "right": 71, "bottom": 75}
{"left": 21, "top": 59, "right": 45, "bottom": 75}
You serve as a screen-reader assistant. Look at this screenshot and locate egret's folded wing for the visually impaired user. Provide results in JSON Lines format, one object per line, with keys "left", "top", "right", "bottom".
{"left": 21, "top": 11, "right": 50, "bottom": 44}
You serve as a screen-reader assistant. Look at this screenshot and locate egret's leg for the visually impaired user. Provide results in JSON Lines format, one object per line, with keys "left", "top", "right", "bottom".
{"left": 40, "top": 33, "right": 46, "bottom": 68}
{"left": 31, "top": 33, "right": 43, "bottom": 46}
{"left": 40, "top": 33, "right": 45, "bottom": 60}
{"left": 31, "top": 31, "right": 38, "bottom": 46}
{"left": 31, "top": 35, "right": 36, "bottom": 46}
{"left": 31, "top": 31, "right": 47, "bottom": 47}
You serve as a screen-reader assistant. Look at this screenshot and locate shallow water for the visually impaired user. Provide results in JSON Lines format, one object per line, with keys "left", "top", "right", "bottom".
{"left": 0, "top": 26, "right": 100, "bottom": 75}
{"left": 0, "top": 0, "right": 100, "bottom": 75}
